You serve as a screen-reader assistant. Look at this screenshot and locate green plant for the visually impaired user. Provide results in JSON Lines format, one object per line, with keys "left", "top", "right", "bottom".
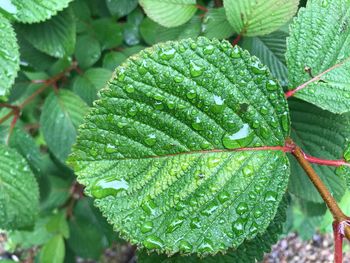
{"left": 1, "top": 0, "right": 350, "bottom": 262}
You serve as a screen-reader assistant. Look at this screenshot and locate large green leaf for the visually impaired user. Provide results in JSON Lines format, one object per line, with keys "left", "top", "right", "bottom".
{"left": 202, "top": 8, "right": 235, "bottom": 40}
{"left": 137, "top": 196, "right": 287, "bottom": 262}
{"left": 241, "top": 30, "right": 289, "bottom": 86}
{"left": 139, "top": 0, "right": 197, "bottom": 28}
{"left": 40, "top": 90, "right": 88, "bottom": 163}
{"left": 224, "top": 0, "right": 298, "bottom": 36}
{"left": 288, "top": 99, "right": 349, "bottom": 203}
{"left": 0, "top": 145, "right": 39, "bottom": 230}
{"left": 1, "top": 0, "right": 73, "bottom": 23}
{"left": 0, "top": 14, "right": 20, "bottom": 101}
{"left": 140, "top": 17, "right": 201, "bottom": 45}
{"left": 286, "top": 0, "right": 350, "bottom": 114}
{"left": 16, "top": 8, "right": 76, "bottom": 58}
{"left": 69, "top": 37, "right": 291, "bottom": 254}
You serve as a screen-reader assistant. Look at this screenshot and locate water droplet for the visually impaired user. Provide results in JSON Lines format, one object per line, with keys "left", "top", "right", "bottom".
{"left": 125, "top": 84, "right": 135, "bottom": 93}
{"left": 236, "top": 202, "right": 249, "bottom": 215}
{"left": 201, "top": 141, "right": 212, "bottom": 149}
{"left": 190, "top": 217, "right": 201, "bottom": 229}
{"left": 190, "top": 62, "right": 204, "bottom": 77}
{"left": 117, "top": 121, "right": 128, "bottom": 128}
{"left": 186, "top": 89, "right": 197, "bottom": 99}
{"left": 321, "top": 0, "right": 328, "bottom": 7}
{"left": 144, "top": 134, "right": 157, "bottom": 146}
{"left": 266, "top": 80, "right": 278, "bottom": 91}
{"left": 230, "top": 46, "right": 241, "bottom": 58}
{"left": 154, "top": 101, "right": 164, "bottom": 110}
{"left": 260, "top": 106, "right": 268, "bottom": 115}
{"left": 250, "top": 62, "right": 266, "bottom": 74}
{"left": 243, "top": 166, "right": 253, "bottom": 177}
{"left": 159, "top": 48, "right": 176, "bottom": 60}
{"left": 218, "top": 191, "right": 230, "bottom": 203}
{"left": 190, "top": 42, "right": 197, "bottom": 50}
{"left": 141, "top": 221, "right": 153, "bottom": 233}
{"left": 208, "top": 157, "right": 221, "bottom": 168}
{"left": 192, "top": 116, "right": 204, "bottom": 131}
{"left": 254, "top": 208, "right": 263, "bottom": 218}
{"left": 166, "top": 217, "right": 184, "bottom": 233}
{"left": 198, "top": 239, "right": 214, "bottom": 253}
{"left": 265, "top": 191, "right": 277, "bottom": 202}
{"left": 232, "top": 218, "right": 245, "bottom": 236}
{"left": 281, "top": 112, "right": 289, "bottom": 132}
{"left": 137, "top": 62, "right": 148, "bottom": 75}
{"left": 211, "top": 95, "right": 225, "bottom": 113}
{"left": 249, "top": 222, "right": 259, "bottom": 235}
{"left": 179, "top": 240, "right": 193, "bottom": 252}
{"left": 201, "top": 202, "right": 219, "bottom": 216}
{"left": 144, "top": 235, "right": 164, "bottom": 249}
{"left": 141, "top": 199, "right": 157, "bottom": 215}
{"left": 128, "top": 107, "right": 137, "bottom": 116}
{"left": 91, "top": 177, "right": 129, "bottom": 198}
{"left": 105, "top": 143, "right": 118, "bottom": 154}
{"left": 204, "top": 45, "right": 215, "bottom": 55}
{"left": 174, "top": 75, "right": 184, "bottom": 83}
{"left": 222, "top": 124, "right": 254, "bottom": 149}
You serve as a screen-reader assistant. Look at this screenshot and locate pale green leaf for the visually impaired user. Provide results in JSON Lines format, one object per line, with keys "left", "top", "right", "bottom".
{"left": 40, "top": 235, "right": 65, "bottom": 263}
{"left": 0, "top": 145, "right": 39, "bottom": 230}
{"left": 139, "top": 0, "right": 197, "bottom": 28}
{"left": 16, "top": 8, "right": 76, "bottom": 58}
{"left": 202, "top": 8, "right": 235, "bottom": 39}
{"left": 140, "top": 17, "right": 201, "bottom": 45}
{"left": 1, "top": 0, "right": 73, "bottom": 24}
{"left": 286, "top": 0, "right": 350, "bottom": 114}
{"left": 40, "top": 90, "right": 88, "bottom": 163}
{"left": 241, "top": 30, "right": 289, "bottom": 86}
{"left": 69, "top": 37, "right": 291, "bottom": 254}
{"left": 288, "top": 99, "right": 349, "bottom": 203}
{"left": 224, "top": 0, "right": 298, "bottom": 36}
{"left": 106, "top": 0, "right": 138, "bottom": 17}
{"left": 0, "top": 14, "right": 20, "bottom": 100}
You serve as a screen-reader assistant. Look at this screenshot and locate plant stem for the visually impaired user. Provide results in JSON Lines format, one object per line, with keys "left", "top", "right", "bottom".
{"left": 285, "top": 56, "right": 350, "bottom": 98}
{"left": 196, "top": 4, "right": 208, "bottom": 12}
{"left": 232, "top": 34, "right": 242, "bottom": 46}
{"left": 303, "top": 153, "right": 350, "bottom": 167}
{"left": 333, "top": 221, "right": 343, "bottom": 263}
{"left": 291, "top": 143, "right": 350, "bottom": 239}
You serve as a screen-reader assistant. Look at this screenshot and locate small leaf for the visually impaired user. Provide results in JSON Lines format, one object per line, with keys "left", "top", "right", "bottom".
{"left": 0, "top": 145, "right": 39, "bottom": 230}
{"left": 224, "top": 0, "right": 298, "bottom": 36}
{"left": 241, "top": 30, "right": 289, "bottom": 86}
{"left": 92, "top": 18, "right": 123, "bottom": 50}
{"left": 40, "top": 90, "right": 88, "bottom": 163}
{"left": 106, "top": 0, "right": 138, "bottom": 17}
{"left": 123, "top": 8, "right": 144, "bottom": 46}
{"left": 286, "top": 0, "right": 350, "bottom": 114}
{"left": 103, "top": 52, "right": 127, "bottom": 71}
{"left": 202, "top": 8, "right": 235, "bottom": 39}
{"left": 3, "top": 0, "right": 73, "bottom": 24}
{"left": 139, "top": 0, "right": 196, "bottom": 28}
{"left": 16, "top": 8, "right": 76, "bottom": 58}
{"left": 288, "top": 99, "right": 349, "bottom": 203}
{"left": 75, "top": 34, "right": 101, "bottom": 69}
{"left": 69, "top": 37, "right": 291, "bottom": 254}
{"left": 40, "top": 235, "right": 65, "bottom": 263}
{"left": 73, "top": 68, "right": 112, "bottom": 105}
{"left": 140, "top": 16, "right": 201, "bottom": 45}
{"left": 46, "top": 212, "right": 70, "bottom": 239}
{"left": 0, "top": 14, "right": 20, "bottom": 101}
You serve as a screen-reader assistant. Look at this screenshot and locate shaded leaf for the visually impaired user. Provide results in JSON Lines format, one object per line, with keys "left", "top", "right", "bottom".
{"left": 106, "top": 0, "right": 138, "bottom": 17}
{"left": 40, "top": 235, "right": 65, "bottom": 263}
{"left": 202, "top": 8, "right": 234, "bottom": 39}
{"left": 92, "top": 18, "right": 123, "bottom": 50}
{"left": 75, "top": 34, "right": 101, "bottom": 69}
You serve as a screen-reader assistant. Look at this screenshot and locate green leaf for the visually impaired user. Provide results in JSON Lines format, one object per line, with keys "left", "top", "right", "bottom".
{"left": 16, "top": 8, "right": 76, "bottom": 58}
{"left": 123, "top": 8, "right": 144, "bottom": 46}
{"left": 73, "top": 68, "right": 112, "bottom": 105}
{"left": 140, "top": 17, "right": 201, "bottom": 45}
{"left": 224, "top": 0, "right": 298, "bottom": 36}
{"left": 0, "top": 145, "right": 39, "bottom": 230}
{"left": 2, "top": 0, "right": 73, "bottom": 24}
{"left": 40, "top": 235, "right": 65, "bottom": 263}
{"left": 139, "top": 0, "right": 196, "bottom": 28}
{"left": 106, "top": 0, "right": 138, "bottom": 17}
{"left": 286, "top": 0, "right": 350, "bottom": 114}
{"left": 0, "top": 14, "right": 20, "bottom": 101}
{"left": 46, "top": 211, "right": 70, "bottom": 239}
{"left": 75, "top": 34, "right": 101, "bottom": 69}
{"left": 92, "top": 18, "right": 123, "bottom": 50}
{"left": 202, "top": 8, "right": 235, "bottom": 39}
{"left": 137, "top": 196, "right": 288, "bottom": 262}
{"left": 40, "top": 90, "right": 88, "bottom": 163}
{"left": 69, "top": 37, "right": 291, "bottom": 254}
{"left": 241, "top": 30, "right": 289, "bottom": 86}
{"left": 288, "top": 99, "right": 349, "bottom": 203}
{"left": 103, "top": 51, "right": 127, "bottom": 71}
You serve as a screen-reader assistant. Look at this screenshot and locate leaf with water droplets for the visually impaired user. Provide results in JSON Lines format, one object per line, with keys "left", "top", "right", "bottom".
{"left": 0, "top": 144, "right": 39, "bottom": 230}
{"left": 3, "top": 0, "right": 73, "bottom": 23}
{"left": 223, "top": 0, "right": 298, "bottom": 36}
{"left": 0, "top": 14, "right": 20, "bottom": 101}
{"left": 286, "top": 0, "right": 350, "bottom": 114}
{"left": 69, "top": 37, "right": 291, "bottom": 255}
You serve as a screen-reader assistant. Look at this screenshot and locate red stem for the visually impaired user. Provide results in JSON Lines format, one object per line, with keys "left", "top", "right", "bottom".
{"left": 333, "top": 221, "right": 343, "bottom": 263}
{"left": 303, "top": 152, "right": 350, "bottom": 167}
{"left": 232, "top": 34, "right": 242, "bottom": 46}
{"left": 285, "top": 56, "right": 350, "bottom": 98}
{"left": 196, "top": 4, "right": 208, "bottom": 12}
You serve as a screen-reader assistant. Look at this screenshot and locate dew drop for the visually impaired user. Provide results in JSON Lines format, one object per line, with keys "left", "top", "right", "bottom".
{"left": 250, "top": 62, "right": 266, "bottom": 74}
{"left": 141, "top": 199, "right": 157, "bottom": 215}
{"left": 104, "top": 143, "right": 118, "bottom": 154}
{"left": 179, "top": 240, "right": 193, "bottom": 252}
{"left": 264, "top": 191, "right": 277, "bottom": 202}
{"left": 137, "top": 62, "right": 148, "bottom": 75}
{"left": 144, "top": 134, "right": 157, "bottom": 146}
{"left": 174, "top": 75, "right": 184, "bottom": 83}
{"left": 154, "top": 101, "right": 164, "bottom": 110}
{"left": 190, "top": 217, "right": 201, "bottom": 229}
{"left": 189, "top": 61, "right": 204, "bottom": 77}
{"left": 232, "top": 218, "right": 245, "bottom": 236}
{"left": 91, "top": 177, "right": 129, "bottom": 198}
{"left": 254, "top": 208, "right": 263, "bottom": 218}
{"left": 198, "top": 239, "right": 214, "bottom": 253}
{"left": 211, "top": 95, "right": 225, "bottom": 113}
{"left": 243, "top": 166, "right": 254, "bottom": 177}
{"left": 159, "top": 48, "right": 176, "bottom": 60}
{"left": 218, "top": 191, "right": 230, "bottom": 203}
{"left": 230, "top": 46, "right": 241, "bottom": 58}
{"left": 166, "top": 217, "right": 184, "bottom": 233}
{"left": 236, "top": 202, "right": 249, "bottom": 215}
{"left": 141, "top": 221, "right": 153, "bottom": 233}
{"left": 190, "top": 42, "right": 197, "bottom": 50}
{"left": 125, "top": 84, "right": 135, "bottom": 93}
{"left": 186, "top": 89, "right": 197, "bottom": 99}
{"left": 321, "top": 0, "right": 328, "bottom": 7}
{"left": 281, "top": 112, "right": 289, "bottom": 132}
{"left": 222, "top": 124, "right": 254, "bottom": 149}
{"left": 249, "top": 222, "right": 259, "bottom": 235}
{"left": 144, "top": 235, "right": 164, "bottom": 249}
{"left": 128, "top": 107, "right": 137, "bottom": 116}
{"left": 266, "top": 79, "right": 278, "bottom": 91}
{"left": 192, "top": 116, "right": 204, "bottom": 131}
{"left": 204, "top": 44, "right": 215, "bottom": 55}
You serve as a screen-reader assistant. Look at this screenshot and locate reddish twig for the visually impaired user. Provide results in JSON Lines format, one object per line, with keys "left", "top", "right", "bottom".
{"left": 303, "top": 153, "right": 350, "bottom": 167}
{"left": 333, "top": 221, "right": 343, "bottom": 263}
{"left": 196, "top": 4, "right": 208, "bottom": 12}
{"left": 232, "top": 34, "right": 242, "bottom": 46}
{"left": 285, "top": 56, "right": 350, "bottom": 98}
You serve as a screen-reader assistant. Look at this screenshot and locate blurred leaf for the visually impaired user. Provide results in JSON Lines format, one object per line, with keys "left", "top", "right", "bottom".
{"left": 103, "top": 52, "right": 127, "bottom": 71}
{"left": 0, "top": 145, "right": 39, "bottom": 230}
{"left": 46, "top": 211, "right": 70, "bottom": 238}
{"left": 106, "top": 0, "right": 138, "bottom": 17}
{"left": 40, "top": 90, "right": 88, "bottom": 162}
{"left": 202, "top": 8, "right": 234, "bottom": 39}
{"left": 123, "top": 8, "right": 144, "bottom": 46}
{"left": 75, "top": 34, "right": 101, "bottom": 69}
{"left": 92, "top": 18, "right": 123, "bottom": 50}
{"left": 40, "top": 235, "right": 65, "bottom": 263}
{"left": 16, "top": 8, "right": 76, "bottom": 58}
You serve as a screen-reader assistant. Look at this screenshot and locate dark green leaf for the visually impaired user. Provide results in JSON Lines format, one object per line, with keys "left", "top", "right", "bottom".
{"left": 92, "top": 18, "right": 123, "bottom": 50}
{"left": 123, "top": 8, "right": 144, "bottom": 46}
{"left": 103, "top": 52, "right": 127, "bottom": 71}
{"left": 75, "top": 34, "right": 101, "bottom": 69}
{"left": 106, "top": 0, "right": 138, "bottom": 17}
{"left": 46, "top": 211, "right": 70, "bottom": 238}
{"left": 40, "top": 235, "right": 65, "bottom": 263}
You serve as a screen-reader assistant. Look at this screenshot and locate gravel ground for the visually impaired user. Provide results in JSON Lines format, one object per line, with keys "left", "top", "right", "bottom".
{"left": 2, "top": 232, "right": 350, "bottom": 262}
